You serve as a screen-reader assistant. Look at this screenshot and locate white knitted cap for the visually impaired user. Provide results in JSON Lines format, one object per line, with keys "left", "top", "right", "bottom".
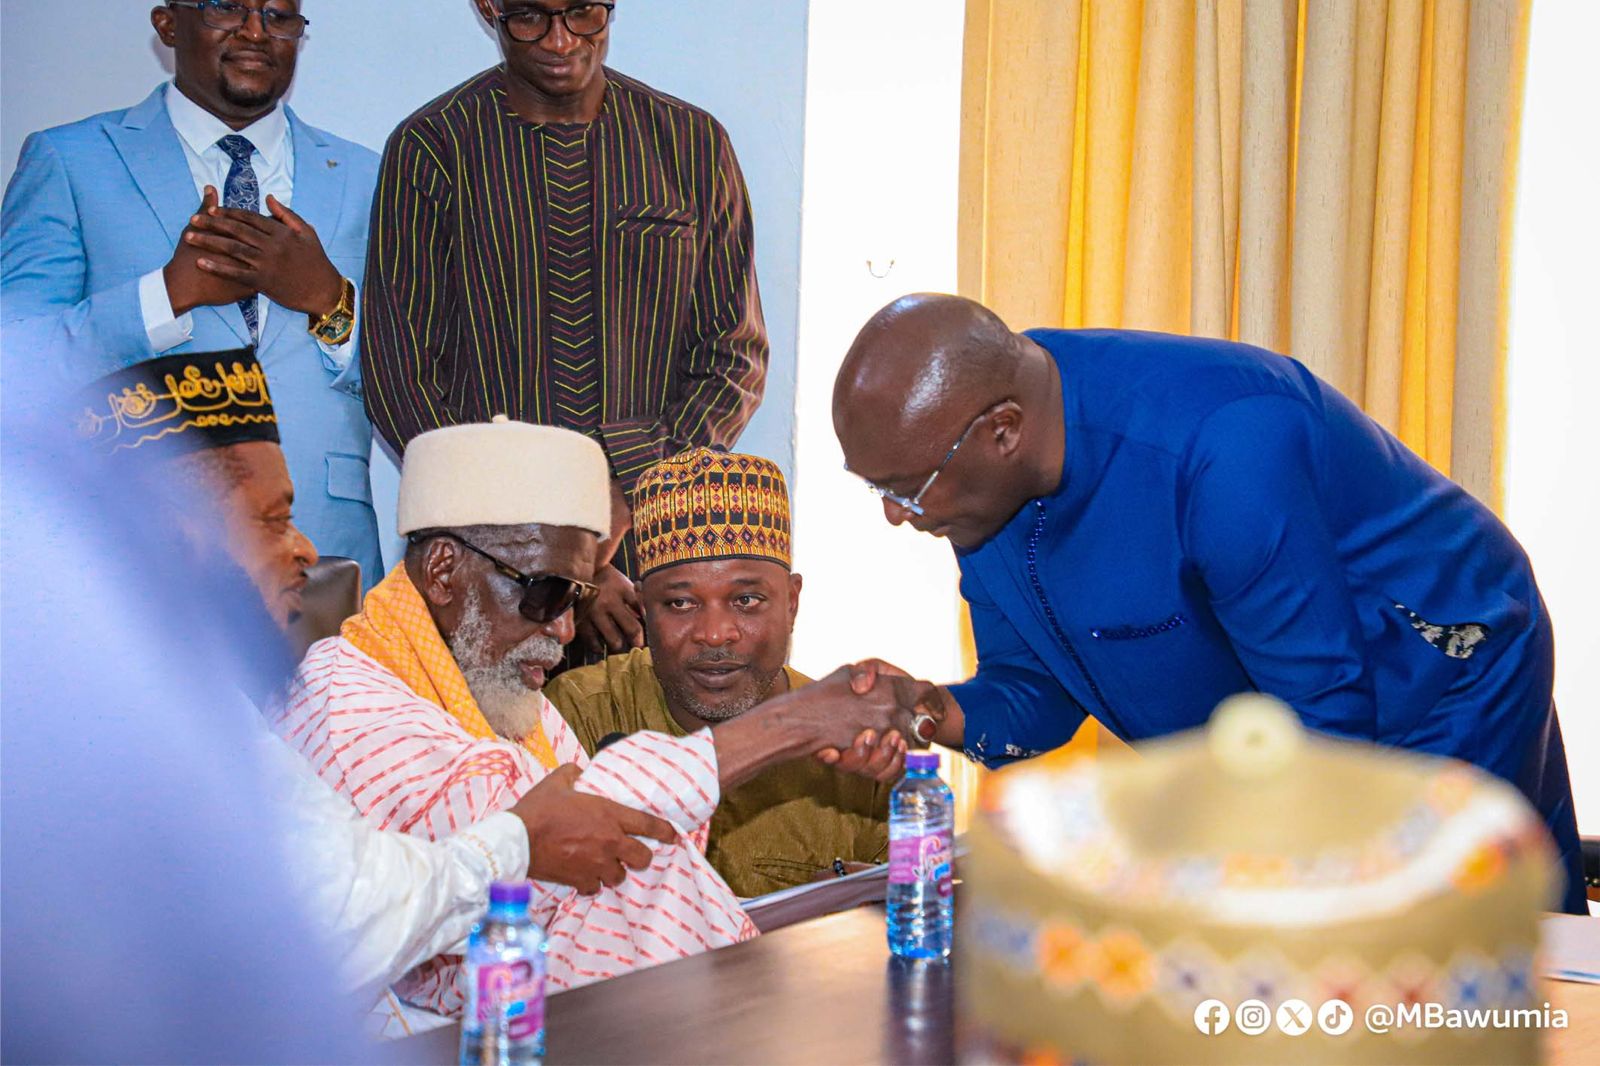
{"left": 397, "top": 416, "right": 611, "bottom": 537}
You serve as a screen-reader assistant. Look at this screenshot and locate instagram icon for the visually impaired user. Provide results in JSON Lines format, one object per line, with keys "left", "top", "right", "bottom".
{"left": 1235, "top": 999, "right": 1271, "bottom": 1036}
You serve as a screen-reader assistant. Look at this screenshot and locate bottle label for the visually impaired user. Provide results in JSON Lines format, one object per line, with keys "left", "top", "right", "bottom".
{"left": 889, "top": 829, "right": 953, "bottom": 896}
{"left": 475, "top": 959, "right": 545, "bottom": 1040}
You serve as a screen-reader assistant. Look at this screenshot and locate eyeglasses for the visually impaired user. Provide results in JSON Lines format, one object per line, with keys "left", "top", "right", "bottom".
{"left": 495, "top": 2, "right": 615, "bottom": 44}
{"left": 167, "top": 1, "right": 310, "bottom": 40}
{"left": 418, "top": 532, "right": 597, "bottom": 624}
{"left": 848, "top": 406, "right": 993, "bottom": 517}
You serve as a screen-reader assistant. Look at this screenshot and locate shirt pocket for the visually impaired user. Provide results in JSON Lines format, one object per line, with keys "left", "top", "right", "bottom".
{"left": 1388, "top": 601, "right": 1493, "bottom": 661}
{"left": 1088, "top": 612, "right": 1190, "bottom": 643}
{"left": 325, "top": 451, "right": 372, "bottom": 504}
{"left": 613, "top": 202, "right": 699, "bottom": 240}
{"left": 611, "top": 203, "right": 699, "bottom": 334}
{"left": 1084, "top": 609, "right": 1240, "bottom": 731}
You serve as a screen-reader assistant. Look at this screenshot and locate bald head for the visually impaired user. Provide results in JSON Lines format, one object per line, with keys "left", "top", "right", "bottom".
{"left": 832, "top": 294, "right": 1066, "bottom": 548}
{"left": 833, "top": 293, "right": 1022, "bottom": 444}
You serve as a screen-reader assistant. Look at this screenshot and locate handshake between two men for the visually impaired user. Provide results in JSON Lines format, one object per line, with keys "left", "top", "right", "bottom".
{"left": 505, "top": 658, "right": 947, "bottom": 895}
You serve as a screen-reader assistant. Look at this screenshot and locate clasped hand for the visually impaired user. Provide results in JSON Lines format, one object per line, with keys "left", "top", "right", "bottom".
{"left": 801, "top": 660, "right": 946, "bottom": 783}
{"left": 165, "top": 186, "right": 344, "bottom": 319}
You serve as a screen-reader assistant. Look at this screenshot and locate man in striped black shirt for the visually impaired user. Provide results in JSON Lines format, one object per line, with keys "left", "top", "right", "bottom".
{"left": 362, "top": 0, "right": 769, "bottom": 661}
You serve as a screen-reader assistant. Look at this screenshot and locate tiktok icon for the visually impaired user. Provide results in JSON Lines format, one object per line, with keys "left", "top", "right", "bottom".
{"left": 1318, "top": 998, "right": 1354, "bottom": 1035}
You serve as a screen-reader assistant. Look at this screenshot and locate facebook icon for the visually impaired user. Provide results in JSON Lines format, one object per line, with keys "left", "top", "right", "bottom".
{"left": 1194, "top": 999, "right": 1231, "bottom": 1036}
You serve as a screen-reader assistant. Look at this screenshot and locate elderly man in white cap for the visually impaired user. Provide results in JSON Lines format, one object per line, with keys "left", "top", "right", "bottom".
{"left": 273, "top": 417, "right": 934, "bottom": 1024}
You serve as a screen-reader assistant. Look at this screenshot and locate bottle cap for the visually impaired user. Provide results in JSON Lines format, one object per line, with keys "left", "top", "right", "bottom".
{"left": 488, "top": 880, "right": 532, "bottom": 906}
{"left": 905, "top": 752, "right": 940, "bottom": 771}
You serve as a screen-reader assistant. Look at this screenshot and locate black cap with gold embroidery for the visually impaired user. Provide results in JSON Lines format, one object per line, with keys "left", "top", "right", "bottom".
{"left": 74, "top": 350, "right": 279, "bottom": 459}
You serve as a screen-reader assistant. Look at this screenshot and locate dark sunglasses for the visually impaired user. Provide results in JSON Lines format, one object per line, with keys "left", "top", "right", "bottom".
{"left": 415, "top": 531, "right": 597, "bottom": 624}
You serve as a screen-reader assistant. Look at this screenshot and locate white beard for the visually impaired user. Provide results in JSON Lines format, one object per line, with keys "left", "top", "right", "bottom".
{"left": 466, "top": 672, "right": 544, "bottom": 742}
{"left": 447, "top": 589, "right": 563, "bottom": 742}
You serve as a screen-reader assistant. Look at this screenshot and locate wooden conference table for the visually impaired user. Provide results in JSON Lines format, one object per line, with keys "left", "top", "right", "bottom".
{"left": 398, "top": 903, "right": 952, "bottom": 1065}
{"left": 400, "top": 904, "right": 1599, "bottom": 1064}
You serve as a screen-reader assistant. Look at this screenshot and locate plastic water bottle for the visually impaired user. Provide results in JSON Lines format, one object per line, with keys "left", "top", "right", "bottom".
{"left": 887, "top": 751, "right": 955, "bottom": 958}
{"left": 886, "top": 954, "right": 955, "bottom": 1061}
{"left": 459, "top": 881, "right": 547, "bottom": 1066}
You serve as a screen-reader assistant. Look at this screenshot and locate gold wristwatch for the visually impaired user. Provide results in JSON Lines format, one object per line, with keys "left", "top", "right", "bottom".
{"left": 308, "top": 277, "right": 356, "bottom": 346}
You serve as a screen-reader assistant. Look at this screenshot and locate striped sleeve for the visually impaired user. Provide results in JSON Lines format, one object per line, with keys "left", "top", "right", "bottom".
{"left": 594, "top": 418, "right": 669, "bottom": 486}
{"left": 574, "top": 729, "right": 720, "bottom": 834}
{"left": 362, "top": 123, "right": 456, "bottom": 453}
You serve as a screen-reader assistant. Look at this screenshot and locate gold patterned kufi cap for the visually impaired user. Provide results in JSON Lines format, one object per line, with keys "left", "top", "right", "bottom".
{"left": 964, "top": 695, "right": 1561, "bottom": 1065}
{"left": 632, "top": 447, "right": 792, "bottom": 576}
{"left": 75, "top": 349, "right": 278, "bottom": 459}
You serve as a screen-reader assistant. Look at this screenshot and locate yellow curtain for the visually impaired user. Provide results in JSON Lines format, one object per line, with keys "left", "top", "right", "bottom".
{"left": 949, "top": 0, "right": 1532, "bottom": 820}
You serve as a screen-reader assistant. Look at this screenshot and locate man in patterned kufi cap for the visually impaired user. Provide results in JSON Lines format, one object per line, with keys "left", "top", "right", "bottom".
{"left": 547, "top": 446, "right": 895, "bottom": 897}
{"left": 76, "top": 348, "right": 318, "bottom": 628}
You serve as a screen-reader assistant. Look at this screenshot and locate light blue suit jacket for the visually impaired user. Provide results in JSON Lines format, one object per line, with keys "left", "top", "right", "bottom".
{"left": 1, "top": 84, "right": 382, "bottom": 582}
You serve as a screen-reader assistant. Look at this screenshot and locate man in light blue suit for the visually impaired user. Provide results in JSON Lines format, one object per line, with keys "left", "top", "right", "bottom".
{"left": 1, "top": 0, "right": 381, "bottom": 582}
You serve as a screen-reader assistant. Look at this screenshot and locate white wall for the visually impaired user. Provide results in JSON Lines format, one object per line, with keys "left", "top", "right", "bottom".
{"left": 1, "top": 0, "right": 806, "bottom": 562}
{"left": 789, "top": 0, "right": 965, "bottom": 685}
{"left": 1505, "top": 2, "right": 1600, "bottom": 836}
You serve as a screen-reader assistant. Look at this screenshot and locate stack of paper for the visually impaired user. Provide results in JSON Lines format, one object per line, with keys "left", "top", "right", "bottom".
{"left": 1541, "top": 914, "right": 1600, "bottom": 984}
{"left": 741, "top": 863, "right": 889, "bottom": 933}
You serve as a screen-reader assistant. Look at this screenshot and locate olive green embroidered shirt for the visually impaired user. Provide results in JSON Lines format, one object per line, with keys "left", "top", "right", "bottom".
{"left": 546, "top": 648, "right": 889, "bottom": 897}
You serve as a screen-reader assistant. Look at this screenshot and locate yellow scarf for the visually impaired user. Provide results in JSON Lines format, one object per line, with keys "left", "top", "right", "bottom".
{"left": 341, "top": 564, "right": 559, "bottom": 771}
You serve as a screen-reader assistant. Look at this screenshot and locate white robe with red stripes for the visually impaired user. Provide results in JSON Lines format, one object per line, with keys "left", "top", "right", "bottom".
{"left": 273, "top": 636, "right": 757, "bottom": 1017}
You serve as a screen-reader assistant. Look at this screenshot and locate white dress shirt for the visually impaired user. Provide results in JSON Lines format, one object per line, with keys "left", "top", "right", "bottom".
{"left": 255, "top": 716, "right": 528, "bottom": 1002}
{"left": 138, "top": 82, "right": 354, "bottom": 364}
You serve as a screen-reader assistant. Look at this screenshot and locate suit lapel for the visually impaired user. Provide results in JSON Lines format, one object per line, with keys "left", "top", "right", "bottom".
{"left": 104, "top": 86, "right": 198, "bottom": 249}
{"left": 107, "top": 85, "right": 251, "bottom": 347}
{"left": 258, "top": 110, "right": 345, "bottom": 355}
